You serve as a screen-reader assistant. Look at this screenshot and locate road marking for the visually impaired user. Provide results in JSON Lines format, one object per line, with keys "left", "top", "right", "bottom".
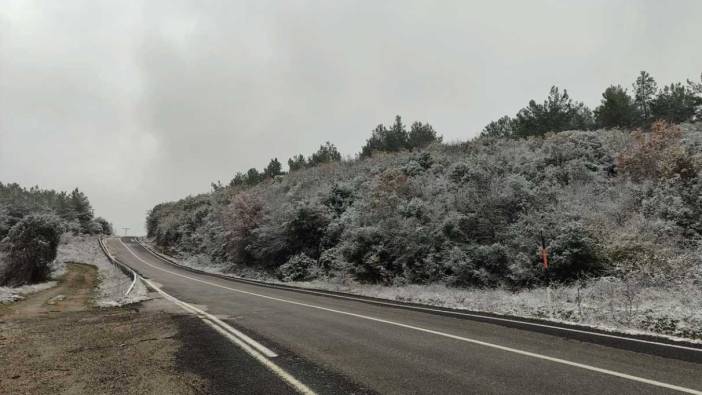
{"left": 118, "top": 240, "right": 702, "bottom": 395}
{"left": 139, "top": 277, "right": 315, "bottom": 395}
{"left": 115, "top": 238, "right": 278, "bottom": 358}
{"left": 136, "top": 240, "right": 702, "bottom": 354}
{"left": 203, "top": 319, "right": 315, "bottom": 395}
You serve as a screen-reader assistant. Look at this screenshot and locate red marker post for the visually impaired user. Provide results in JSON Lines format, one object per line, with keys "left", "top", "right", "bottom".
{"left": 540, "top": 230, "right": 552, "bottom": 318}
{"left": 540, "top": 230, "right": 549, "bottom": 270}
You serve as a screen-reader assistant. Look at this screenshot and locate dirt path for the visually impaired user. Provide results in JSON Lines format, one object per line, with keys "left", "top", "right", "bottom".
{"left": 0, "top": 263, "right": 97, "bottom": 319}
{"left": 0, "top": 264, "right": 237, "bottom": 394}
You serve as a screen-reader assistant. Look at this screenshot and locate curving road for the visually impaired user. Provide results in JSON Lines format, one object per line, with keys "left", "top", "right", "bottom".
{"left": 104, "top": 237, "right": 702, "bottom": 395}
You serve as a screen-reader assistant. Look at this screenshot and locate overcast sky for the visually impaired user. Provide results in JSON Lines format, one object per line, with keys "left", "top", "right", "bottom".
{"left": 1, "top": 0, "right": 701, "bottom": 235}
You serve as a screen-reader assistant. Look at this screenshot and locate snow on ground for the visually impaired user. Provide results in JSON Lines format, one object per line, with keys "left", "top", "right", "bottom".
{"left": 55, "top": 234, "right": 148, "bottom": 306}
{"left": 144, "top": 241, "right": 702, "bottom": 342}
{"left": 0, "top": 281, "right": 57, "bottom": 304}
{"left": 293, "top": 278, "right": 702, "bottom": 342}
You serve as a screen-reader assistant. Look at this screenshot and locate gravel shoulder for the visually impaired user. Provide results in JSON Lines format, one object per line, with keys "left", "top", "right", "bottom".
{"left": 0, "top": 263, "right": 296, "bottom": 394}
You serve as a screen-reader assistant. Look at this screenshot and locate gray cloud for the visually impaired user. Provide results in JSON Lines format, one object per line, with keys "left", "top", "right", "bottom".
{"left": 1, "top": 0, "right": 701, "bottom": 234}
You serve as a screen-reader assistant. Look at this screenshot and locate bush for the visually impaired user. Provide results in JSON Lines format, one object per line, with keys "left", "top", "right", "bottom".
{"left": 617, "top": 121, "right": 683, "bottom": 181}
{"left": 221, "top": 192, "right": 263, "bottom": 264}
{"left": 548, "top": 222, "right": 608, "bottom": 282}
{"left": 0, "top": 214, "right": 63, "bottom": 286}
{"left": 145, "top": 119, "right": 702, "bottom": 294}
{"left": 277, "top": 253, "right": 318, "bottom": 282}
{"left": 285, "top": 203, "right": 330, "bottom": 259}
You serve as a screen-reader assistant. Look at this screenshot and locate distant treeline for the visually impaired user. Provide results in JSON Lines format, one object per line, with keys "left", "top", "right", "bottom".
{"left": 482, "top": 71, "right": 702, "bottom": 138}
{"left": 212, "top": 116, "right": 442, "bottom": 190}
{"left": 214, "top": 71, "right": 702, "bottom": 191}
{"left": 0, "top": 183, "right": 110, "bottom": 286}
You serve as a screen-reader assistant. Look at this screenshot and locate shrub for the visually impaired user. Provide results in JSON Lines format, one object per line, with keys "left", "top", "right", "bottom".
{"left": 0, "top": 214, "right": 63, "bottom": 286}
{"left": 222, "top": 192, "right": 263, "bottom": 264}
{"left": 93, "top": 217, "right": 113, "bottom": 235}
{"left": 323, "top": 184, "right": 354, "bottom": 216}
{"left": 285, "top": 203, "right": 330, "bottom": 259}
{"left": 548, "top": 222, "right": 608, "bottom": 282}
{"left": 277, "top": 253, "right": 317, "bottom": 282}
{"left": 617, "top": 121, "right": 683, "bottom": 181}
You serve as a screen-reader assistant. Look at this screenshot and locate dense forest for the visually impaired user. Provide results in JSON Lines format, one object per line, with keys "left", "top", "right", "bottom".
{"left": 146, "top": 71, "right": 702, "bottom": 293}
{"left": 0, "top": 183, "right": 110, "bottom": 286}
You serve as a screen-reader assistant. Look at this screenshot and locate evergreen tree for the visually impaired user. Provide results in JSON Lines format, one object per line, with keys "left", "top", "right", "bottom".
{"left": 633, "top": 70, "right": 658, "bottom": 123}
{"left": 689, "top": 73, "right": 702, "bottom": 118}
{"left": 69, "top": 188, "right": 93, "bottom": 231}
{"left": 512, "top": 86, "right": 594, "bottom": 137}
{"left": 689, "top": 73, "right": 702, "bottom": 95}
{"left": 245, "top": 168, "right": 263, "bottom": 186}
{"left": 385, "top": 115, "right": 409, "bottom": 151}
{"left": 308, "top": 142, "right": 342, "bottom": 166}
{"left": 407, "top": 121, "right": 441, "bottom": 149}
{"left": 481, "top": 116, "right": 514, "bottom": 138}
{"left": 360, "top": 115, "right": 411, "bottom": 157}
{"left": 230, "top": 172, "right": 246, "bottom": 186}
{"left": 264, "top": 158, "right": 283, "bottom": 178}
{"left": 651, "top": 83, "right": 701, "bottom": 123}
{"left": 594, "top": 85, "right": 640, "bottom": 128}
{"left": 360, "top": 124, "right": 387, "bottom": 158}
{"left": 288, "top": 154, "right": 307, "bottom": 172}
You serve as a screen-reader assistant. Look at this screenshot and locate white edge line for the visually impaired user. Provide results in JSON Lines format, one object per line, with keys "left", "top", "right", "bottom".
{"left": 126, "top": 240, "right": 702, "bottom": 395}
{"left": 115, "top": 239, "right": 278, "bottom": 358}
{"left": 139, "top": 276, "right": 314, "bottom": 395}
{"left": 202, "top": 318, "right": 315, "bottom": 395}
{"left": 124, "top": 267, "right": 138, "bottom": 296}
{"left": 136, "top": 240, "right": 702, "bottom": 354}
{"left": 140, "top": 276, "right": 280, "bottom": 358}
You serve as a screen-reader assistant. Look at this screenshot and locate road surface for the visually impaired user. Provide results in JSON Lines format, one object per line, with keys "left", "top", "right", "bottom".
{"left": 104, "top": 237, "right": 702, "bottom": 394}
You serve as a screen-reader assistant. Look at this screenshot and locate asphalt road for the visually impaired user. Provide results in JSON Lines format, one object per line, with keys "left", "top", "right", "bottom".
{"left": 104, "top": 237, "right": 702, "bottom": 395}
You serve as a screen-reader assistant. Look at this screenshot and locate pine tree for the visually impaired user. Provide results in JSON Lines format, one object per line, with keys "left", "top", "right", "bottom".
{"left": 385, "top": 115, "right": 409, "bottom": 151}
{"left": 360, "top": 115, "right": 411, "bottom": 157}
{"left": 308, "top": 142, "right": 342, "bottom": 166}
{"left": 651, "top": 83, "right": 701, "bottom": 123}
{"left": 360, "top": 124, "right": 387, "bottom": 158}
{"left": 481, "top": 116, "right": 514, "bottom": 138}
{"left": 288, "top": 154, "right": 307, "bottom": 172}
{"left": 69, "top": 188, "right": 93, "bottom": 231}
{"left": 245, "top": 168, "right": 262, "bottom": 186}
{"left": 408, "top": 121, "right": 441, "bottom": 149}
{"left": 633, "top": 71, "right": 658, "bottom": 123}
{"left": 512, "top": 86, "right": 593, "bottom": 137}
{"left": 264, "top": 158, "right": 283, "bottom": 178}
{"left": 594, "top": 85, "right": 640, "bottom": 128}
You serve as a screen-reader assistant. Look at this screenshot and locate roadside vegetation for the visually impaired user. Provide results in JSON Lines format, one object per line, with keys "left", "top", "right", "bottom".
{"left": 0, "top": 183, "right": 112, "bottom": 287}
{"left": 146, "top": 71, "right": 702, "bottom": 338}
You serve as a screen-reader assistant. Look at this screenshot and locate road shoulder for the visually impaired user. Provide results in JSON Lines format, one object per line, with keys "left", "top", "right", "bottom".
{"left": 0, "top": 263, "right": 298, "bottom": 394}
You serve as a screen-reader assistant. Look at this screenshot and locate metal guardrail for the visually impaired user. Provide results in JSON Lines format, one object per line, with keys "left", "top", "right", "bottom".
{"left": 98, "top": 237, "right": 138, "bottom": 296}
{"left": 135, "top": 239, "right": 702, "bottom": 357}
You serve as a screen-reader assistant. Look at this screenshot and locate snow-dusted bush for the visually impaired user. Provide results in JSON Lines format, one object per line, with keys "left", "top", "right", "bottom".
{"left": 277, "top": 253, "right": 318, "bottom": 282}
{"left": 145, "top": 122, "right": 702, "bottom": 293}
{"left": 0, "top": 214, "right": 63, "bottom": 286}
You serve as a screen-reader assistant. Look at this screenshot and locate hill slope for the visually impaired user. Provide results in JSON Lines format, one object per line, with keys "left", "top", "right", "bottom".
{"left": 147, "top": 122, "right": 702, "bottom": 338}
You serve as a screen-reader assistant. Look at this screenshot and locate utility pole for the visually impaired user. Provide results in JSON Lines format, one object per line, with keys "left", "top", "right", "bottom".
{"left": 122, "top": 227, "right": 129, "bottom": 237}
